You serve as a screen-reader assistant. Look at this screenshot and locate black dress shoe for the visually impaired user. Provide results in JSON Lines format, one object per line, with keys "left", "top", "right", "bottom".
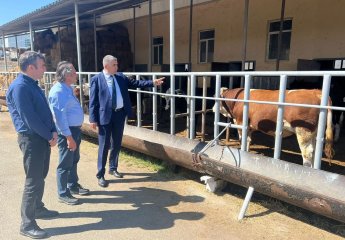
{"left": 109, "top": 169, "right": 124, "bottom": 178}
{"left": 98, "top": 177, "right": 108, "bottom": 187}
{"left": 20, "top": 226, "right": 48, "bottom": 239}
{"left": 58, "top": 195, "right": 79, "bottom": 205}
{"left": 69, "top": 183, "right": 90, "bottom": 195}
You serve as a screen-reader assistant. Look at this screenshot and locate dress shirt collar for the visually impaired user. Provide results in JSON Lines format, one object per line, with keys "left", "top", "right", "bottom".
{"left": 21, "top": 73, "right": 39, "bottom": 85}
{"left": 103, "top": 70, "right": 114, "bottom": 79}
{"left": 57, "top": 81, "right": 73, "bottom": 93}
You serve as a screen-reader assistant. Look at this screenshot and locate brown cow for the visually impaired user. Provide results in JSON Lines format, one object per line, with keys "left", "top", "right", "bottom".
{"left": 216, "top": 88, "right": 334, "bottom": 167}
{"left": 73, "top": 84, "right": 90, "bottom": 114}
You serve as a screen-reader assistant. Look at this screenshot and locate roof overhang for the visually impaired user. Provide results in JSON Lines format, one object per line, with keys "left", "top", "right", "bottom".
{"left": 0, "top": 0, "right": 148, "bottom": 36}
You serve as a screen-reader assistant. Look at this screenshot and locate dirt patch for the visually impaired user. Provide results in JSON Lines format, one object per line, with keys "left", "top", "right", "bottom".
{"left": 1, "top": 111, "right": 345, "bottom": 239}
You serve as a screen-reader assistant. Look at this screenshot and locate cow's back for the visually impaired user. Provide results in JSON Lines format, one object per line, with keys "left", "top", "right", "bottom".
{"left": 222, "top": 88, "right": 323, "bottom": 133}
{"left": 285, "top": 89, "right": 322, "bottom": 131}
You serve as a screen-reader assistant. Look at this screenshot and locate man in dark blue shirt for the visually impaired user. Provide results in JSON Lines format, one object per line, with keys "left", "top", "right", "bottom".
{"left": 6, "top": 51, "right": 59, "bottom": 239}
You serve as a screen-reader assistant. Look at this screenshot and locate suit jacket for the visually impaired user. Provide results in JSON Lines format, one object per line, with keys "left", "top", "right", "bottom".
{"left": 89, "top": 72, "right": 154, "bottom": 125}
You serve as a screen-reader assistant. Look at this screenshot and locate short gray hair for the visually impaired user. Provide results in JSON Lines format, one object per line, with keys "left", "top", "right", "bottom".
{"left": 55, "top": 61, "right": 73, "bottom": 83}
{"left": 19, "top": 51, "right": 45, "bottom": 72}
{"left": 102, "top": 55, "right": 117, "bottom": 67}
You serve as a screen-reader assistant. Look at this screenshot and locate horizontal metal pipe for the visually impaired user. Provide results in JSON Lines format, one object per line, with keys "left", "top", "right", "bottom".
{"left": 175, "top": 109, "right": 211, "bottom": 118}
{"left": 216, "top": 122, "right": 243, "bottom": 129}
{"left": 81, "top": 122, "right": 345, "bottom": 223}
{"left": 15, "top": 70, "right": 345, "bottom": 77}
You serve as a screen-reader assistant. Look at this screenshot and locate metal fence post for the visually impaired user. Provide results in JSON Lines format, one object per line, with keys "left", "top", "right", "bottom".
{"left": 274, "top": 75, "right": 287, "bottom": 159}
{"left": 214, "top": 75, "right": 221, "bottom": 139}
{"left": 314, "top": 74, "right": 332, "bottom": 169}
{"left": 136, "top": 74, "right": 142, "bottom": 127}
{"left": 190, "top": 74, "right": 196, "bottom": 139}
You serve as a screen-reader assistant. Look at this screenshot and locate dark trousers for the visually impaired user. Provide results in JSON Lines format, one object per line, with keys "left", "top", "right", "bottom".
{"left": 18, "top": 133, "right": 50, "bottom": 229}
{"left": 96, "top": 108, "right": 126, "bottom": 178}
{"left": 57, "top": 127, "right": 81, "bottom": 197}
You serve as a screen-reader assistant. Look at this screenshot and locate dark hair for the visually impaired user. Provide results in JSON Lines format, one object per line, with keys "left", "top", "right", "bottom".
{"left": 19, "top": 51, "right": 45, "bottom": 72}
{"left": 55, "top": 61, "right": 73, "bottom": 82}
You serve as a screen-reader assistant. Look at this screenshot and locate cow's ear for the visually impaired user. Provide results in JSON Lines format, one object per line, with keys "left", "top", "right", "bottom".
{"left": 220, "top": 87, "right": 228, "bottom": 96}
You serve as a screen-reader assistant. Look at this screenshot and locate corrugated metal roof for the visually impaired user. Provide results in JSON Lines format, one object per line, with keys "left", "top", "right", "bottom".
{"left": 0, "top": 0, "right": 148, "bottom": 36}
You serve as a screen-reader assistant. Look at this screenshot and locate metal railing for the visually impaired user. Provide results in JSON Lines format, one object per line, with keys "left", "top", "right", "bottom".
{"left": 2, "top": 70, "right": 345, "bottom": 170}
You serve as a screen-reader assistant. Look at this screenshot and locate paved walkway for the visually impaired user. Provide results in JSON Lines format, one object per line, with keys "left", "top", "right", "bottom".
{"left": 0, "top": 111, "right": 343, "bottom": 240}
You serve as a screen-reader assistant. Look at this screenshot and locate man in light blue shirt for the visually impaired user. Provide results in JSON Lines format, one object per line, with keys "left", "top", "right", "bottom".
{"left": 49, "top": 61, "right": 89, "bottom": 205}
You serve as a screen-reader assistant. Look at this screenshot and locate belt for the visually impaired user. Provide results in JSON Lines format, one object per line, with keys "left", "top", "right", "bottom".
{"left": 18, "top": 132, "right": 34, "bottom": 137}
{"left": 70, "top": 126, "right": 81, "bottom": 129}
{"left": 113, "top": 107, "right": 124, "bottom": 112}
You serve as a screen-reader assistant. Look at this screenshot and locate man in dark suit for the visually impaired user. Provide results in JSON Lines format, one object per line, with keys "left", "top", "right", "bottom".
{"left": 89, "top": 55, "right": 164, "bottom": 187}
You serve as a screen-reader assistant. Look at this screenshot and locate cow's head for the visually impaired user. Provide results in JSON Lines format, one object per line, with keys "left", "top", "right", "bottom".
{"left": 161, "top": 88, "right": 185, "bottom": 110}
{"left": 74, "top": 83, "right": 90, "bottom": 98}
{"left": 212, "top": 87, "right": 232, "bottom": 117}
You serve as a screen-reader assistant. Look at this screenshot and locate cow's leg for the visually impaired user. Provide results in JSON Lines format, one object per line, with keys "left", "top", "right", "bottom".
{"left": 339, "top": 112, "right": 344, "bottom": 126}
{"left": 334, "top": 112, "right": 344, "bottom": 142}
{"left": 333, "top": 110, "right": 343, "bottom": 142}
{"left": 295, "top": 127, "right": 316, "bottom": 167}
{"left": 334, "top": 123, "right": 341, "bottom": 143}
{"left": 164, "top": 97, "right": 170, "bottom": 110}
{"left": 246, "top": 130, "right": 252, "bottom": 152}
{"left": 237, "top": 128, "right": 252, "bottom": 152}
{"left": 237, "top": 129, "right": 242, "bottom": 141}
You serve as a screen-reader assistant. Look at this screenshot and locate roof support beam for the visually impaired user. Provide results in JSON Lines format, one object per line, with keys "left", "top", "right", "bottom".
{"left": 241, "top": 0, "right": 249, "bottom": 72}
{"left": 15, "top": 35, "right": 19, "bottom": 67}
{"left": 169, "top": 0, "right": 175, "bottom": 135}
{"left": 74, "top": 1, "right": 82, "bottom": 72}
{"left": 276, "top": 0, "right": 286, "bottom": 71}
{"left": 29, "top": 14, "right": 73, "bottom": 23}
{"left": 133, "top": 7, "right": 136, "bottom": 71}
{"left": 188, "top": 0, "right": 193, "bottom": 72}
{"left": 51, "top": 0, "right": 146, "bottom": 27}
{"left": 74, "top": 1, "right": 84, "bottom": 109}
{"left": 58, "top": 25, "right": 62, "bottom": 62}
{"left": 77, "top": 0, "right": 115, "bottom": 4}
{"left": 29, "top": 21, "right": 34, "bottom": 51}
{"left": 2, "top": 32, "right": 8, "bottom": 71}
{"left": 93, "top": 14, "right": 98, "bottom": 71}
{"left": 148, "top": 0, "right": 152, "bottom": 72}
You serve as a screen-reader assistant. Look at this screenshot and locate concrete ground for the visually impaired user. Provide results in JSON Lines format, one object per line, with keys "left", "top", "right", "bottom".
{"left": 0, "top": 110, "right": 344, "bottom": 240}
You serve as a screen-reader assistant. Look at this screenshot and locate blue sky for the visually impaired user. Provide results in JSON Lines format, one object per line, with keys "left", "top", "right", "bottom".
{"left": 0, "top": 0, "right": 56, "bottom": 26}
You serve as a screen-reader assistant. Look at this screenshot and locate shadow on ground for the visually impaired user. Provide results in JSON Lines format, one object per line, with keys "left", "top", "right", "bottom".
{"left": 46, "top": 187, "right": 204, "bottom": 236}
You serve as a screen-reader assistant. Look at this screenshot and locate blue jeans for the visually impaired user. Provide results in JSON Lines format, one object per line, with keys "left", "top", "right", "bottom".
{"left": 57, "top": 127, "right": 81, "bottom": 197}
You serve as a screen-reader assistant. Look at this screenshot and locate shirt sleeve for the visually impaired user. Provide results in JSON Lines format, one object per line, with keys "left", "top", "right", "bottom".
{"left": 13, "top": 85, "right": 54, "bottom": 141}
{"left": 49, "top": 90, "right": 72, "bottom": 136}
